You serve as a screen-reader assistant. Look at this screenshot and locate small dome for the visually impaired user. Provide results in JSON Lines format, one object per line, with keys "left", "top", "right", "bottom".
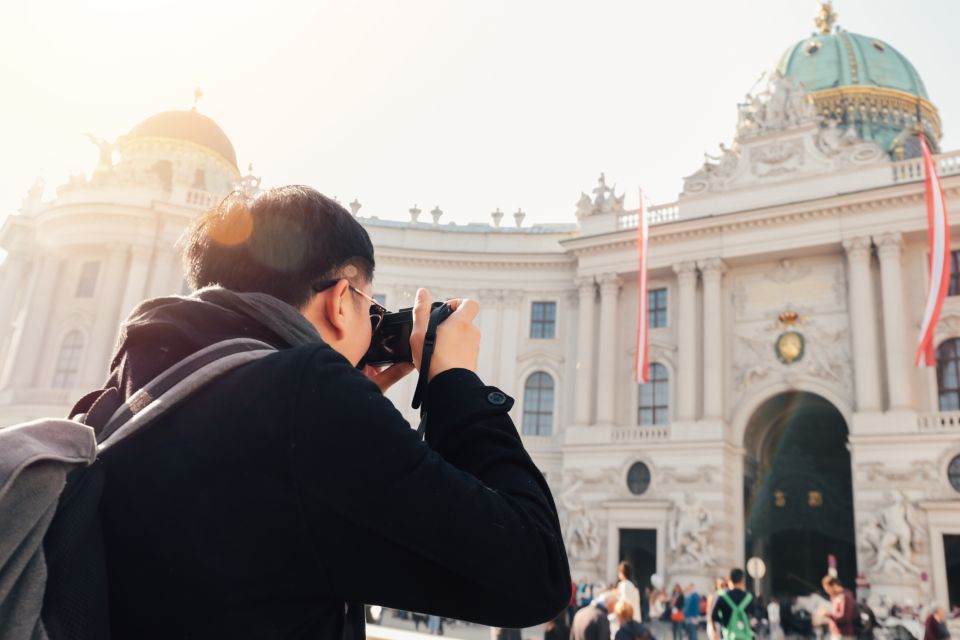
{"left": 126, "top": 110, "right": 238, "bottom": 168}
{"left": 775, "top": 19, "right": 940, "bottom": 157}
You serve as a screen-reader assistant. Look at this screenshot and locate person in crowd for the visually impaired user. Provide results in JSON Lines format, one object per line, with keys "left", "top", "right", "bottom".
{"left": 822, "top": 576, "right": 855, "bottom": 640}
{"left": 924, "top": 604, "right": 951, "bottom": 640}
{"left": 670, "top": 584, "right": 686, "bottom": 640}
{"left": 82, "top": 186, "right": 571, "bottom": 637}
{"left": 649, "top": 588, "right": 667, "bottom": 640}
{"left": 706, "top": 578, "right": 729, "bottom": 640}
{"left": 413, "top": 611, "right": 428, "bottom": 631}
{"left": 641, "top": 586, "right": 652, "bottom": 624}
{"left": 428, "top": 614, "right": 444, "bottom": 635}
{"left": 572, "top": 591, "right": 618, "bottom": 640}
{"left": 492, "top": 627, "right": 522, "bottom": 640}
{"left": 619, "top": 562, "right": 642, "bottom": 623}
{"left": 546, "top": 610, "right": 572, "bottom": 640}
{"left": 570, "top": 581, "right": 581, "bottom": 626}
{"left": 615, "top": 601, "right": 655, "bottom": 640}
{"left": 683, "top": 584, "right": 701, "bottom": 640}
{"left": 767, "top": 597, "right": 784, "bottom": 640}
{"left": 581, "top": 580, "right": 597, "bottom": 608}
{"left": 711, "top": 568, "right": 755, "bottom": 640}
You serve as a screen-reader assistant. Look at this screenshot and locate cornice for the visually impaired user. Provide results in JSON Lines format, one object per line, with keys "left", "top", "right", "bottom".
{"left": 564, "top": 176, "right": 960, "bottom": 255}
{"left": 376, "top": 249, "right": 575, "bottom": 271}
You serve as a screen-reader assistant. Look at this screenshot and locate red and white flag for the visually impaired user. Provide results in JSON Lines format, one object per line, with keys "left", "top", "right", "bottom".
{"left": 635, "top": 190, "right": 650, "bottom": 383}
{"left": 916, "top": 135, "right": 951, "bottom": 367}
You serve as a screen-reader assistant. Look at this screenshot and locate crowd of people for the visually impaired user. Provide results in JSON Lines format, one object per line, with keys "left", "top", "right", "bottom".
{"left": 544, "top": 566, "right": 957, "bottom": 640}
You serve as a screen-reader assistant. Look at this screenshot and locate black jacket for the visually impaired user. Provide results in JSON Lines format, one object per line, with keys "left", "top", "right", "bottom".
{"left": 72, "top": 296, "right": 571, "bottom": 638}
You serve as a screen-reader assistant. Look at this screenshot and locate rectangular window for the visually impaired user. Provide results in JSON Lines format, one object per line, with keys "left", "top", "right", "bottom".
{"left": 648, "top": 288, "right": 668, "bottom": 328}
{"left": 950, "top": 251, "right": 960, "bottom": 296}
{"left": 530, "top": 301, "right": 557, "bottom": 339}
{"left": 76, "top": 261, "right": 101, "bottom": 298}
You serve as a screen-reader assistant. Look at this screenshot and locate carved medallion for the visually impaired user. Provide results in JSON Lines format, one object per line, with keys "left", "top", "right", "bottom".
{"left": 776, "top": 331, "right": 805, "bottom": 364}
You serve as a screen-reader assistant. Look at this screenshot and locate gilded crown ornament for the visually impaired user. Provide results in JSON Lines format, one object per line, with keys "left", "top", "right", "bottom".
{"left": 815, "top": 2, "right": 837, "bottom": 35}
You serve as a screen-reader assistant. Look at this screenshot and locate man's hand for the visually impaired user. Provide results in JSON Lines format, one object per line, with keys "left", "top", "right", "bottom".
{"left": 410, "top": 288, "right": 480, "bottom": 381}
{"left": 363, "top": 362, "right": 414, "bottom": 394}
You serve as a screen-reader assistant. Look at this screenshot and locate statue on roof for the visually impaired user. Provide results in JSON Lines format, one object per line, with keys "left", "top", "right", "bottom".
{"left": 576, "top": 173, "right": 625, "bottom": 217}
{"left": 84, "top": 133, "right": 115, "bottom": 176}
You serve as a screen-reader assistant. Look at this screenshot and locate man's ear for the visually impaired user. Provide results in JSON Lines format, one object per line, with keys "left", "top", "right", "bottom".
{"left": 324, "top": 279, "right": 351, "bottom": 340}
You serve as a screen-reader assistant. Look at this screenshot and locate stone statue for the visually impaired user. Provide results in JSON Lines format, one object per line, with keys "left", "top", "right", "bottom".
{"left": 683, "top": 143, "right": 740, "bottom": 194}
{"left": 860, "top": 491, "right": 923, "bottom": 576}
{"left": 668, "top": 492, "right": 715, "bottom": 568}
{"left": 20, "top": 177, "right": 45, "bottom": 212}
{"left": 84, "top": 133, "right": 115, "bottom": 175}
{"left": 736, "top": 71, "right": 817, "bottom": 138}
{"left": 559, "top": 475, "right": 602, "bottom": 562}
{"left": 577, "top": 173, "right": 625, "bottom": 216}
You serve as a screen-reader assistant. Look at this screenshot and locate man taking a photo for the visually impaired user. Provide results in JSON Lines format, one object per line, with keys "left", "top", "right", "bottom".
{"left": 72, "top": 185, "right": 571, "bottom": 638}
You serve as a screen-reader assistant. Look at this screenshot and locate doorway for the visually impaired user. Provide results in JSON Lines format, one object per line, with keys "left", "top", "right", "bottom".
{"left": 743, "top": 392, "right": 857, "bottom": 597}
{"left": 945, "top": 535, "right": 960, "bottom": 609}
{"left": 619, "top": 528, "right": 657, "bottom": 591}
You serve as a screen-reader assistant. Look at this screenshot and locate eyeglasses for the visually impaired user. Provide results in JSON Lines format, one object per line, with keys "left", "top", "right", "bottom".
{"left": 312, "top": 279, "right": 388, "bottom": 332}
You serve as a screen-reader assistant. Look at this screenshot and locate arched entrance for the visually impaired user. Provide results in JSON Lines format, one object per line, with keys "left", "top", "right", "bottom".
{"left": 743, "top": 391, "right": 857, "bottom": 597}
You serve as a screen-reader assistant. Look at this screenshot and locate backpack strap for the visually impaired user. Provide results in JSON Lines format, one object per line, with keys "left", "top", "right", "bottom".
{"left": 97, "top": 338, "right": 277, "bottom": 451}
{"left": 734, "top": 593, "right": 753, "bottom": 613}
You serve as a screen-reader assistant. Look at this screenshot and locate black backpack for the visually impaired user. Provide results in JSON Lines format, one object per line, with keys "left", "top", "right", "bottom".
{"left": 0, "top": 338, "right": 275, "bottom": 639}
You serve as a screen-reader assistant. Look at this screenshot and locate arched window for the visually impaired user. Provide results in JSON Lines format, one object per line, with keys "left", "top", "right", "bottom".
{"left": 52, "top": 331, "right": 84, "bottom": 389}
{"left": 522, "top": 372, "right": 554, "bottom": 436}
{"left": 938, "top": 339, "right": 960, "bottom": 410}
{"left": 638, "top": 363, "right": 669, "bottom": 425}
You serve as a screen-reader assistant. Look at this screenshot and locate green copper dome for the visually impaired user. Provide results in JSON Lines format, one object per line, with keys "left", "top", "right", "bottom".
{"left": 777, "top": 30, "right": 928, "bottom": 99}
{"left": 773, "top": 4, "right": 940, "bottom": 158}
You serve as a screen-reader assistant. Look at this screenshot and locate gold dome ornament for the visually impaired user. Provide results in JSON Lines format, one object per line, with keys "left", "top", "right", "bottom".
{"left": 775, "top": 310, "right": 805, "bottom": 364}
{"left": 815, "top": 2, "right": 837, "bottom": 35}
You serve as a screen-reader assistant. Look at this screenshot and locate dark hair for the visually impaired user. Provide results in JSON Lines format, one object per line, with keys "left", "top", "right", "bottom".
{"left": 182, "top": 185, "right": 375, "bottom": 307}
{"left": 730, "top": 568, "right": 745, "bottom": 584}
{"left": 618, "top": 561, "right": 633, "bottom": 582}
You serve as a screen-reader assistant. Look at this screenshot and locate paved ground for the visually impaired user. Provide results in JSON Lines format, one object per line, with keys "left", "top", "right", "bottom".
{"left": 377, "top": 611, "right": 546, "bottom": 639}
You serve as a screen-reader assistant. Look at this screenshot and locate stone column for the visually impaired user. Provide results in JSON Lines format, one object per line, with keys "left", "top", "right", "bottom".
{"left": 595, "top": 273, "right": 621, "bottom": 426}
{"left": 0, "top": 253, "right": 30, "bottom": 354}
{"left": 699, "top": 258, "right": 725, "bottom": 420}
{"left": 81, "top": 245, "right": 130, "bottom": 388}
{"left": 574, "top": 277, "right": 596, "bottom": 425}
{"left": 674, "top": 261, "right": 698, "bottom": 421}
{"left": 842, "top": 237, "right": 882, "bottom": 412}
{"left": 477, "top": 289, "right": 501, "bottom": 383}
{"left": 876, "top": 232, "right": 912, "bottom": 410}
{"left": 146, "top": 246, "right": 182, "bottom": 299}
{"left": 117, "top": 245, "right": 152, "bottom": 324}
{"left": 498, "top": 290, "right": 523, "bottom": 397}
{"left": 6, "top": 254, "right": 61, "bottom": 387}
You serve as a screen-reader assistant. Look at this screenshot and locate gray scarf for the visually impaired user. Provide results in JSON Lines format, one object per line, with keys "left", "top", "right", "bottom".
{"left": 191, "top": 286, "right": 322, "bottom": 347}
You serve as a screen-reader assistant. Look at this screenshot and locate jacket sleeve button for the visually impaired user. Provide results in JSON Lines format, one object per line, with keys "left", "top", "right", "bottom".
{"left": 487, "top": 391, "right": 507, "bottom": 406}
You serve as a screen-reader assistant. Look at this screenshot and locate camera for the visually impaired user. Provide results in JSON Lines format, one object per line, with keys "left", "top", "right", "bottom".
{"left": 363, "top": 301, "right": 450, "bottom": 366}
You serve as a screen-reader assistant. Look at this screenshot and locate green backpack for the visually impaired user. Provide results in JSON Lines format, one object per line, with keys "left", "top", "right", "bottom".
{"left": 719, "top": 591, "right": 754, "bottom": 640}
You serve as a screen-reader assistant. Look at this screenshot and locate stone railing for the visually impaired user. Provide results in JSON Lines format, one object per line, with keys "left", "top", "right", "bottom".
{"left": 917, "top": 411, "right": 960, "bottom": 432}
{"left": 892, "top": 149, "right": 960, "bottom": 184}
{"left": 611, "top": 425, "right": 669, "bottom": 443}
{"left": 616, "top": 202, "right": 680, "bottom": 230}
{"left": 185, "top": 189, "right": 221, "bottom": 208}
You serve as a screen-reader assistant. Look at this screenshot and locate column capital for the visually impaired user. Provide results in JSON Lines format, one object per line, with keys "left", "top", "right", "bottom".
{"left": 477, "top": 288, "right": 501, "bottom": 304}
{"left": 842, "top": 236, "right": 873, "bottom": 260}
{"left": 698, "top": 257, "right": 726, "bottom": 277}
{"left": 575, "top": 276, "right": 596, "bottom": 292}
{"left": 501, "top": 290, "right": 524, "bottom": 308}
{"left": 673, "top": 260, "right": 698, "bottom": 283}
{"left": 874, "top": 231, "right": 904, "bottom": 259}
{"left": 598, "top": 273, "right": 622, "bottom": 292}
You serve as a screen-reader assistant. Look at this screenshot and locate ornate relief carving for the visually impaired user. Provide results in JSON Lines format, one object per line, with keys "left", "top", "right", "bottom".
{"left": 750, "top": 140, "right": 804, "bottom": 177}
{"left": 859, "top": 491, "right": 925, "bottom": 577}
{"left": 559, "top": 469, "right": 618, "bottom": 564}
{"left": 659, "top": 465, "right": 719, "bottom": 485}
{"left": 732, "top": 314, "right": 852, "bottom": 403}
{"left": 668, "top": 492, "right": 716, "bottom": 569}
{"left": 764, "top": 259, "right": 812, "bottom": 284}
{"left": 858, "top": 461, "right": 938, "bottom": 484}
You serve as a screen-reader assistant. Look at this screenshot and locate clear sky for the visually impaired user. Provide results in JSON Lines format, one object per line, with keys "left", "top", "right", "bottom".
{"left": 2, "top": 0, "right": 958, "bottom": 227}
